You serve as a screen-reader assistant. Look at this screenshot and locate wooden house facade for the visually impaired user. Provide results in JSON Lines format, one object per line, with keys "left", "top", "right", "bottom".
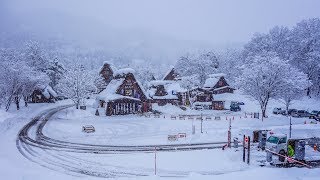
{"left": 203, "top": 74, "right": 235, "bottom": 94}
{"left": 96, "top": 69, "right": 152, "bottom": 116}
{"left": 189, "top": 87, "right": 213, "bottom": 109}
{"left": 203, "top": 73, "right": 235, "bottom": 110}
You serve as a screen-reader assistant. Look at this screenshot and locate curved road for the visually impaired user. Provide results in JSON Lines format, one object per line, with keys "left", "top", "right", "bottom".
{"left": 16, "top": 105, "right": 234, "bottom": 178}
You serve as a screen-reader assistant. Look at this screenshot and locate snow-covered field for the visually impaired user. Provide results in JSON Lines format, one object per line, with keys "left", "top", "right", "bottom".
{"left": 1, "top": 96, "right": 320, "bottom": 180}
{"left": 44, "top": 106, "right": 319, "bottom": 146}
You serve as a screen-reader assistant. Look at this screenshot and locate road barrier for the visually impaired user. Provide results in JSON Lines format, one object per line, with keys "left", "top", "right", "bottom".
{"left": 265, "top": 148, "right": 312, "bottom": 168}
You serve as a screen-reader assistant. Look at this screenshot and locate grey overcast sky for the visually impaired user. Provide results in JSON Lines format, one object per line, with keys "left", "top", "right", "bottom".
{"left": 3, "top": 0, "right": 320, "bottom": 44}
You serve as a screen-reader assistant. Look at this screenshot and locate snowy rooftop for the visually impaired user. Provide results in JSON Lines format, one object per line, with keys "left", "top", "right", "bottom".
{"left": 114, "top": 68, "right": 135, "bottom": 77}
{"left": 96, "top": 78, "right": 124, "bottom": 101}
{"left": 149, "top": 80, "right": 175, "bottom": 87}
{"left": 100, "top": 61, "right": 118, "bottom": 73}
{"left": 34, "top": 85, "right": 57, "bottom": 98}
{"left": 42, "top": 86, "right": 57, "bottom": 98}
{"left": 148, "top": 81, "right": 186, "bottom": 100}
{"left": 162, "top": 67, "right": 175, "bottom": 80}
{"left": 96, "top": 78, "right": 141, "bottom": 102}
{"left": 203, "top": 77, "right": 220, "bottom": 88}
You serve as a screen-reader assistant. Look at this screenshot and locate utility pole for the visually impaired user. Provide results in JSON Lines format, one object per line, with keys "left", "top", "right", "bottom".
{"left": 289, "top": 116, "right": 292, "bottom": 138}
{"left": 227, "top": 118, "right": 231, "bottom": 148}
{"left": 247, "top": 136, "right": 251, "bottom": 165}
{"left": 201, "top": 113, "right": 203, "bottom": 133}
{"left": 154, "top": 147, "right": 157, "bottom": 176}
{"left": 243, "top": 135, "right": 246, "bottom": 162}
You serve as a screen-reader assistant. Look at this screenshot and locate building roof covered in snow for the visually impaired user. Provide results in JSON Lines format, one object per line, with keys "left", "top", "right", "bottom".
{"left": 148, "top": 80, "right": 186, "bottom": 100}
{"left": 42, "top": 86, "right": 57, "bottom": 98}
{"left": 114, "top": 68, "right": 136, "bottom": 78}
{"left": 34, "top": 85, "right": 57, "bottom": 99}
{"left": 204, "top": 73, "right": 228, "bottom": 89}
{"left": 100, "top": 61, "right": 118, "bottom": 74}
{"left": 96, "top": 81, "right": 141, "bottom": 102}
{"left": 96, "top": 72, "right": 149, "bottom": 102}
{"left": 162, "top": 67, "right": 179, "bottom": 81}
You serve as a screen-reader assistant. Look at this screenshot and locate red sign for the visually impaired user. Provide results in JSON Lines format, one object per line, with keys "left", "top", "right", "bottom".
{"left": 245, "top": 137, "right": 248, "bottom": 142}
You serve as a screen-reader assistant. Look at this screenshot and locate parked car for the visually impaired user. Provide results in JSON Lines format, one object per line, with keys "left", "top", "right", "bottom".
{"left": 273, "top": 108, "right": 285, "bottom": 115}
{"left": 56, "top": 95, "right": 68, "bottom": 101}
{"left": 231, "top": 101, "right": 245, "bottom": 105}
{"left": 292, "top": 110, "right": 310, "bottom": 118}
{"left": 193, "top": 104, "right": 204, "bottom": 110}
{"left": 288, "top": 109, "right": 297, "bottom": 116}
{"left": 230, "top": 103, "right": 241, "bottom": 112}
{"left": 237, "top": 101, "right": 245, "bottom": 105}
{"left": 309, "top": 110, "right": 320, "bottom": 119}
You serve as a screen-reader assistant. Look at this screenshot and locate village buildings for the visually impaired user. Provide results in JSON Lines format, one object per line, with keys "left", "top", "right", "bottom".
{"left": 96, "top": 67, "right": 152, "bottom": 116}
{"left": 96, "top": 62, "right": 237, "bottom": 115}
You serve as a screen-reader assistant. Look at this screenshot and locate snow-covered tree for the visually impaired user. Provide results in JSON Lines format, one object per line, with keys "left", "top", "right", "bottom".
{"left": 94, "top": 74, "right": 108, "bottom": 93}
{"left": 217, "top": 49, "right": 243, "bottom": 87}
{"left": 236, "top": 53, "right": 308, "bottom": 120}
{"left": 57, "top": 64, "right": 95, "bottom": 109}
{"left": 46, "top": 58, "right": 65, "bottom": 90}
{"left": 175, "top": 51, "right": 219, "bottom": 86}
{"left": 242, "top": 19, "right": 320, "bottom": 97}
{"left": 0, "top": 48, "right": 49, "bottom": 111}
{"left": 279, "top": 73, "right": 309, "bottom": 115}
{"left": 290, "top": 18, "right": 320, "bottom": 96}
{"left": 25, "top": 40, "right": 49, "bottom": 72}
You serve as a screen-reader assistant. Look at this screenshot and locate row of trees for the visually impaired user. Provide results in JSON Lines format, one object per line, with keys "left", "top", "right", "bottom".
{"left": 175, "top": 18, "right": 320, "bottom": 119}
{"left": 175, "top": 51, "right": 219, "bottom": 88}
{"left": 0, "top": 41, "right": 96, "bottom": 111}
{"left": 237, "top": 18, "right": 320, "bottom": 119}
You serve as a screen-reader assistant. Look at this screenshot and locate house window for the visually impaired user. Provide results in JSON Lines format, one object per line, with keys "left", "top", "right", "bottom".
{"left": 125, "top": 89, "right": 133, "bottom": 96}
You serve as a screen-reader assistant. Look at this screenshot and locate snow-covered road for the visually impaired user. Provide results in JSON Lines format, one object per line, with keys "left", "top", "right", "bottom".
{"left": 0, "top": 98, "right": 319, "bottom": 179}
{"left": 16, "top": 105, "right": 248, "bottom": 178}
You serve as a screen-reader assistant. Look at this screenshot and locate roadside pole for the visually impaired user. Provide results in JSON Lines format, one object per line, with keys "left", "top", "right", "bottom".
{"left": 154, "top": 147, "right": 157, "bottom": 176}
{"left": 201, "top": 113, "right": 203, "bottom": 133}
{"left": 243, "top": 135, "right": 246, "bottom": 162}
{"left": 289, "top": 117, "right": 292, "bottom": 138}
{"left": 227, "top": 118, "right": 232, "bottom": 148}
{"left": 247, "top": 136, "right": 251, "bottom": 165}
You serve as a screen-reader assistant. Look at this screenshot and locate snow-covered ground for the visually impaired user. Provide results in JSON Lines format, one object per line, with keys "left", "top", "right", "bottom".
{"left": 1, "top": 95, "right": 320, "bottom": 180}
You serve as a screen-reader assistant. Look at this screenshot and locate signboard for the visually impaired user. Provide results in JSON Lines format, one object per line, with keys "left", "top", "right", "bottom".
{"left": 168, "top": 135, "right": 178, "bottom": 141}
{"left": 178, "top": 133, "right": 187, "bottom": 138}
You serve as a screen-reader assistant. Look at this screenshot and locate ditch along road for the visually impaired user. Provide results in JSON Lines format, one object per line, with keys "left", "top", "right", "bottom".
{"left": 16, "top": 105, "right": 237, "bottom": 178}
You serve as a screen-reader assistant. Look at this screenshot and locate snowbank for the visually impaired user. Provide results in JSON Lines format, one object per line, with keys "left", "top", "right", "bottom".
{"left": 0, "top": 110, "right": 14, "bottom": 123}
